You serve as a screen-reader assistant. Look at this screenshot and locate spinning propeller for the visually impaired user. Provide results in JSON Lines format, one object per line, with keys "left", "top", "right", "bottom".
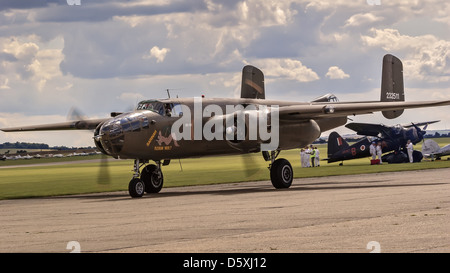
{"left": 67, "top": 107, "right": 111, "bottom": 186}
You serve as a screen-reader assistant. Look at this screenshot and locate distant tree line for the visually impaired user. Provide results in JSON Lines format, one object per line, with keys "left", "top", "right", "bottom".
{"left": 425, "top": 132, "right": 450, "bottom": 138}
{"left": 0, "top": 142, "right": 49, "bottom": 149}
{"left": 0, "top": 142, "right": 94, "bottom": 150}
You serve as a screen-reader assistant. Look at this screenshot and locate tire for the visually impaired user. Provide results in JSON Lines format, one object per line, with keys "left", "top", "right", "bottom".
{"left": 128, "top": 178, "right": 145, "bottom": 198}
{"left": 141, "top": 164, "right": 164, "bottom": 193}
{"left": 270, "top": 158, "right": 293, "bottom": 189}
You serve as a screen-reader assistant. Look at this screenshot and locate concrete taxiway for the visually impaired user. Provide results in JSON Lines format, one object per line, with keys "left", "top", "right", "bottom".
{"left": 0, "top": 168, "right": 449, "bottom": 253}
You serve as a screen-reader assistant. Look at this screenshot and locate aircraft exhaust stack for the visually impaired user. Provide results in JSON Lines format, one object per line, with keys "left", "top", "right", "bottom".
{"left": 381, "top": 54, "right": 405, "bottom": 119}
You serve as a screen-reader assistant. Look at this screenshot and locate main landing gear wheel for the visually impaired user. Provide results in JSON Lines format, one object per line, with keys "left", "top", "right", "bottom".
{"left": 128, "top": 178, "right": 145, "bottom": 198}
{"left": 128, "top": 159, "right": 165, "bottom": 198}
{"left": 270, "top": 158, "right": 293, "bottom": 189}
{"left": 141, "top": 164, "right": 164, "bottom": 193}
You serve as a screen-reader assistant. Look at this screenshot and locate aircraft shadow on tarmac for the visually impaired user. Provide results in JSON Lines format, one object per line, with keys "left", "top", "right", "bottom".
{"left": 51, "top": 180, "right": 448, "bottom": 203}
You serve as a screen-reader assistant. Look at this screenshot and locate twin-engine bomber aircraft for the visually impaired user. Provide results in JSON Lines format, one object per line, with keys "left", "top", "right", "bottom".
{"left": 2, "top": 54, "right": 450, "bottom": 198}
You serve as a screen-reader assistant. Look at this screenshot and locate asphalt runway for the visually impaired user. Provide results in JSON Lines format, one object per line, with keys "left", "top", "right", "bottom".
{"left": 0, "top": 168, "right": 449, "bottom": 253}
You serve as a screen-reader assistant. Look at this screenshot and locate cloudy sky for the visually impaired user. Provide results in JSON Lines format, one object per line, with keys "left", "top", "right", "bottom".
{"left": 1, "top": 0, "right": 450, "bottom": 147}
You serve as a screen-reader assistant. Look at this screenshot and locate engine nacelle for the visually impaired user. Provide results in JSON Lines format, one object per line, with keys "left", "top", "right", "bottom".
{"left": 223, "top": 110, "right": 261, "bottom": 152}
{"left": 278, "top": 119, "right": 321, "bottom": 150}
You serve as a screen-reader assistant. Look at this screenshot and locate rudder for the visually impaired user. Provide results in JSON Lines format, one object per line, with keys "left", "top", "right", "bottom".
{"left": 327, "top": 131, "right": 349, "bottom": 158}
{"left": 241, "top": 65, "right": 265, "bottom": 99}
{"left": 381, "top": 54, "right": 405, "bottom": 119}
{"left": 422, "top": 139, "right": 440, "bottom": 155}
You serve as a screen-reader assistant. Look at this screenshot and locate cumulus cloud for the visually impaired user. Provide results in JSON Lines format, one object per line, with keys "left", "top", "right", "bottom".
{"left": 0, "top": 77, "right": 10, "bottom": 89}
{"left": 237, "top": 0, "right": 297, "bottom": 27}
{"left": 1, "top": 35, "right": 65, "bottom": 91}
{"left": 146, "top": 46, "right": 171, "bottom": 63}
{"left": 117, "top": 92, "right": 146, "bottom": 103}
{"left": 252, "top": 58, "right": 319, "bottom": 82}
{"left": 326, "top": 66, "right": 350, "bottom": 79}
{"left": 345, "top": 13, "right": 383, "bottom": 27}
{"left": 362, "top": 28, "right": 450, "bottom": 82}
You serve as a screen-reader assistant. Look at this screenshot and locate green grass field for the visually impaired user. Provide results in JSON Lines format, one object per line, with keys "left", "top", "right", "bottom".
{"left": 1, "top": 138, "right": 449, "bottom": 200}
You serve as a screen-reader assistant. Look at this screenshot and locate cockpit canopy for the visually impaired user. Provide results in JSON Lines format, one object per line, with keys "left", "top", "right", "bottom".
{"left": 393, "top": 124, "right": 403, "bottom": 135}
{"left": 136, "top": 100, "right": 183, "bottom": 117}
{"left": 137, "top": 100, "right": 164, "bottom": 114}
{"left": 311, "top": 93, "right": 339, "bottom": 103}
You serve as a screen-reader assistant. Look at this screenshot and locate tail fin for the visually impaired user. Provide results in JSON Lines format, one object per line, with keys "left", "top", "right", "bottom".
{"left": 422, "top": 139, "right": 440, "bottom": 155}
{"left": 327, "top": 131, "right": 349, "bottom": 157}
{"left": 241, "top": 65, "right": 265, "bottom": 99}
{"left": 381, "top": 54, "right": 405, "bottom": 119}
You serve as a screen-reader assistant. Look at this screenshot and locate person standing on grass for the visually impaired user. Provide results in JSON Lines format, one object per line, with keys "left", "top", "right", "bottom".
{"left": 314, "top": 147, "right": 320, "bottom": 167}
{"left": 304, "top": 146, "right": 311, "bottom": 167}
{"left": 309, "top": 145, "right": 316, "bottom": 167}
{"left": 370, "top": 142, "right": 377, "bottom": 160}
{"left": 300, "top": 149, "right": 305, "bottom": 167}
{"left": 376, "top": 142, "right": 383, "bottom": 164}
{"left": 406, "top": 139, "right": 414, "bottom": 163}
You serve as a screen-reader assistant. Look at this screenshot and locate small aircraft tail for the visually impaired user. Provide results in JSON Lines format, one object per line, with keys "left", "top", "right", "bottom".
{"left": 241, "top": 65, "right": 265, "bottom": 99}
{"left": 327, "top": 131, "right": 349, "bottom": 158}
{"left": 421, "top": 139, "right": 441, "bottom": 156}
{"left": 380, "top": 54, "right": 405, "bottom": 119}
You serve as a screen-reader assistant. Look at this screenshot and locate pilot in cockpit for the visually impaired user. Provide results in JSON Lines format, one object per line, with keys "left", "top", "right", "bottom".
{"left": 164, "top": 103, "right": 172, "bottom": 117}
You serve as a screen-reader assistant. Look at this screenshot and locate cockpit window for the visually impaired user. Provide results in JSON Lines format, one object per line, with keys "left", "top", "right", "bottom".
{"left": 171, "top": 103, "right": 183, "bottom": 117}
{"left": 311, "top": 93, "right": 339, "bottom": 103}
{"left": 136, "top": 100, "right": 183, "bottom": 117}
{"left": 136, "top": 101, "right": 164, "bottom": 115}
{"left": 328, "top": 95, "right": 339, "bottom": 102}
{"left": 393, "top": 124, "right": 402, "bottom": 134}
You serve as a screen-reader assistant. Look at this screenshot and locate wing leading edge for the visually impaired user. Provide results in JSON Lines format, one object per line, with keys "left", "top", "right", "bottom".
{"left": 0, "top": 118, "right": 108, "bottom": 132}
{"left": 278, "top": 100, "right": 450, "bottom": 121}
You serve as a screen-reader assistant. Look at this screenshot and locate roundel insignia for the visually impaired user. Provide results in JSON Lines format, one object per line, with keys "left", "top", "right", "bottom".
{"left": 360, "top": 145, "right": 366, "bottom": 151}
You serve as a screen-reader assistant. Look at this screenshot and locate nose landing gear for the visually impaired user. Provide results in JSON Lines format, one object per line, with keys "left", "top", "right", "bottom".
{"left": 128, "top": 159, "right": 164, "bottom": 198}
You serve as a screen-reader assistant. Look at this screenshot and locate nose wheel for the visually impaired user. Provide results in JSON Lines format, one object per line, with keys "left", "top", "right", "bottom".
{"left": 128, "top": 159, "right": 164, "bottom": 198}
{"left": 128, "top": 178, "right": 145, "bottom": 198}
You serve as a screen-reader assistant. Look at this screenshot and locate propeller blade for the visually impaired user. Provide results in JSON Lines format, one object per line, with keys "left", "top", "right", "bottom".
{"left": 410, "top": 122, "right": 425, "bottom": 140}
{"left": 67, "top": 107, "right": 112, "bottom": 185}
{"left": 97, "top": 154, "right": 111, "bottom": 185}
{"left": 240, "top": 153, "right": 260, "bottom": 179}
{"left": 67, "top": 107, "right": 88, "bottom": 121}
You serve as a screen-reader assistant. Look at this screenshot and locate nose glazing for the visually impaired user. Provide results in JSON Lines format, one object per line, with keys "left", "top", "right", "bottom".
{"left": 94, "top": 113, "right": 150, "bottom": 157}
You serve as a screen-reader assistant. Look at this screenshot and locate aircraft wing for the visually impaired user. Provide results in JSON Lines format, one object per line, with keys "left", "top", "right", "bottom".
{"left": 0, "top": 118, "right": 108, "bottom": 132}
{"left": 344, "top": 123, "right": 389, "bottom": 137}
{"left": 402, "top": 120, "right": 440, "bottom": 128}
{"left": 278, "top": 100, "right": 450, "bottom": 121}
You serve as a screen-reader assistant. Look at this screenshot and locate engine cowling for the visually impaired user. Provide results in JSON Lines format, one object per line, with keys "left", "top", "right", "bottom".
{"left": 223, "top": 110, "right": 261, "bottom": 152}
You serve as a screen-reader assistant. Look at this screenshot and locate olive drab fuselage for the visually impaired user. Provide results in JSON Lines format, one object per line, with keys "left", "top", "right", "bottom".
{"left": 94, "top": 97, "right": 347, "bottom": 161}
